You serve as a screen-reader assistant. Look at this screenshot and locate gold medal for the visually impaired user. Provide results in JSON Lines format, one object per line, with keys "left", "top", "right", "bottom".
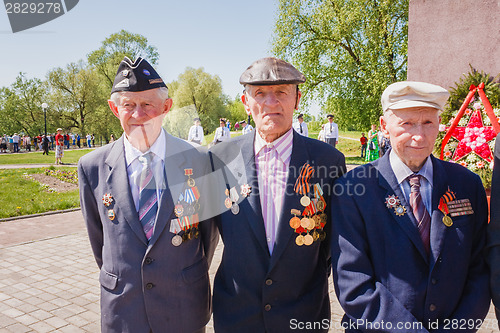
{"left": 306, "top": 218, "right": 315, "bottom": 231}
{"left": 107, "top": 209, "right": 115, "bottom": 220}
{"left": 313, "top": 215, "right": 321, "bottom": 227}
{"left": 316, "top": 200, "right": 325, "bottom": 211}
{"left": 174, "top": 204, "right": 184, "bottom": 217}
{"left": 224, "top": 197, "right": 233, "bottom": 209}
{"left": 320, "top": 213, "right": 327, "bottom": 223}
{"left": 300, "top": 217, "right": 310, "bottom": 229}
{"left": 300, "top": 195, "right": 311, "bottom": 207}
{"left": 289, "top": 217, "right": 301, "bottom": 229}
{"left": 295, "top": 235, "right": 304, "bottom": 246}
{"left": 193, "top": 228, "right": 200, "bottom": 239}
{"left": 442, "top": 215, "right": 453, "bottom": 227}
{"left": 312, "top": 230, "right": 319, "bottom": 241}
{"left": 187, "top": 178, "right": 196, "bottom": 187}
{"left": 171, "top": 235, "right": 182, "bottom": 247}
{"left": 304, "top": 234, "right": 314, "bottom": 246}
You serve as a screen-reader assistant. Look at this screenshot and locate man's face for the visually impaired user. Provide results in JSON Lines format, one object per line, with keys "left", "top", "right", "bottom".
{"left": 298, "top": 118, "right": 303, "bottom": 123}
{"left": 220, "top": 121, "right": 225, "bottom": 127}
{"left": 108, "top": 89, "right": 172, "bottom": 151}
{"left": 242, "top": 84, "right": 300, "bottom": 140}
{"left": 381, "top": 106, "right": 440, "bottom": 172}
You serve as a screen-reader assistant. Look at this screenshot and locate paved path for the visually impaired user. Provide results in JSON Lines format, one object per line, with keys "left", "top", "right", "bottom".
{"left": 0, "top": 211, "right": 498, "bottom": 332}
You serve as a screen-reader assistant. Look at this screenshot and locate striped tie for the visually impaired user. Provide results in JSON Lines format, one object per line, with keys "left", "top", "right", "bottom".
{"left": 138, "top": 152, "right": 158, "bottom": 241}
{"left": 409, "top": 174, "right": 430, "bottom": 254}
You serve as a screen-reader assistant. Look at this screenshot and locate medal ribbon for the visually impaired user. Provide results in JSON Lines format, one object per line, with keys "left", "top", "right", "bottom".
{"left": 438, "top": 188, "right": 456, "bottom": 215}
{"left": 184, "top": 188, "right": 196, "bottom": 203}
{"left": 191, "top": 186, "right": 200, "bottom": 200}
{"left": 294, "top": 164, "right": 315, "bottom": 195}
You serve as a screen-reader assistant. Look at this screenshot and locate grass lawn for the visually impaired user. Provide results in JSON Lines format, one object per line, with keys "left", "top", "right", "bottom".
{"left": 0, "top": 167, "right": 80, "bottom": 219}
{"left": 0, "top": 148, "right": 93, "bottom": 165}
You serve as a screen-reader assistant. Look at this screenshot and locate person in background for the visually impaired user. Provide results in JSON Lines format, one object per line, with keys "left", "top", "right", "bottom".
{"left": 212, "top": 118, "right": 231, "bottom": 145}
{"left": 365, "top": 124, "right": 379, "bottom": 162}
{"left": 109, "top": 134, "right": 115, "bottom": 142}
{"left": 332, "top": 81, "right": 490, "bottom": 332}
{"left": 188, "top": 117, "right": 204, "bottom": 145}
{"left": 317, "top": 124, "right": 326, "bottom": 142}
{"left": 78, "top": 56, "right": 218, "bottom": 333}
{"left": 240, "top": 119, "right": 254, "bottom": 135}
{"left": 63, "top": 132, "right": 69, "bottom": 150}
{"left": 55, "top": 128, "right": 64, "bottom": 165}
{"left": 323, "top": 114, "right": 339, "bottom": 148}
{"left": 24, "top": 134, "right": 31, "bottom": 152}
{"left": 77, "top": 134, "right": 81, "bottom": 148}
{"left": 71, "top": 132, "right": 75, "bottom": 147}
{"left": 12, "top": 133, "right": 20, "bottom": 153}
{"left": 359, "top": 132, "right": 367, "bottom": 158}
{"left": 42, "top": 135, "right": 49, "bottom": 155}
{"left": 1, "top": 134, "right": 7, "bottom": 153}
{"left": 292, "top": 113, "right": 309, "bottom": 137}
{"left": 86, "top": 133, "right": 92, "bottom": 148}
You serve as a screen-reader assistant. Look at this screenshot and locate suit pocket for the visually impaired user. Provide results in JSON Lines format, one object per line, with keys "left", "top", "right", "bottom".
{"left": 182, "top": 257, "right": 208, "bottom": 284}
{"left": 99, "top": 268, "right": 118, "bottom": 290}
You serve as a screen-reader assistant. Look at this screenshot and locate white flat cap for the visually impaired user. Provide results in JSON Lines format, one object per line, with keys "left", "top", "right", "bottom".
{"left": 381, "top": 81, "right": 450, "bottom": 112}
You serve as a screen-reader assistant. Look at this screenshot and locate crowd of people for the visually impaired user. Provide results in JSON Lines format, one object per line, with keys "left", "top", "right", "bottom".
{"left": 75, "top": 55, "right": 495, "bottom": 333}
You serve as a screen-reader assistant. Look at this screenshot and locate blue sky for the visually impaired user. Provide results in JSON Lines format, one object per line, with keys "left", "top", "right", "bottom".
{"left": 0, "top": 0, "right": 278, "bottom": 100}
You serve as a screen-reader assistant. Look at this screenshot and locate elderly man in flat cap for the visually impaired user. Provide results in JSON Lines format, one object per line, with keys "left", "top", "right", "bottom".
{"left": 209, "top": 57, "right": 346, "bottom": 332}
{"left": 78, "top": 57, "right": 218, "bottom": 333}
{"left": 331, "top": 81, "right": 490, "bottom": 332}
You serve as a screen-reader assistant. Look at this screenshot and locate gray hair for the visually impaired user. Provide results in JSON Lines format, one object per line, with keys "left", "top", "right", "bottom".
{"left": 109, "top": 87, "right": 169, "bottom": 106}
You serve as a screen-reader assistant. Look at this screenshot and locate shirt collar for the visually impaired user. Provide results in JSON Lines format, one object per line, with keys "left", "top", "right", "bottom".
{"left": 389, "top": 149, "right": 433, "bottom": 186}
{"left": 254, "top": 127, "right": 294, "bottom": 164}
{"left": 124, "top": 128, "right": 166, "bottom": 167}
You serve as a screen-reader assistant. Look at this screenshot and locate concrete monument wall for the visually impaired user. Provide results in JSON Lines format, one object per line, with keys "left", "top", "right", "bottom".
{"left": 408, "top": 0, "right": 500, "bottom": 90}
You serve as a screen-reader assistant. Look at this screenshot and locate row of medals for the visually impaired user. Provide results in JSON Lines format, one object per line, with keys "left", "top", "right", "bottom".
{"left": 171, "top": 177, "right": 200, "bottom": 247}
{"left": 291, "top": 195, "right": 327, "bottom": 246}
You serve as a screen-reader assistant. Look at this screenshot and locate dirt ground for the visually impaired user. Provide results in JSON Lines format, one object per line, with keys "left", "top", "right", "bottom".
{"left": 29, "top": 173, "right": 78, "bottom": 192}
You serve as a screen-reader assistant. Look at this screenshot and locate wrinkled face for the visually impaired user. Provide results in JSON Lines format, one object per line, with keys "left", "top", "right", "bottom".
{"left": 381, "top": 107, "right": 440, "bottom": 172}
{"left": 242, "top": 84, "right": 300, "bottom": 139}
{"left": 108, "top": 89, "right": 172, "bottom": 151}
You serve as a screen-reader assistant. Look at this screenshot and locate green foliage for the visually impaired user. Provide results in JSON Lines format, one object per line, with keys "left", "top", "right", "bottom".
{"left": 168, "top": 67, "right": 230, "bottom": 134}
{"left": 87, "top": 29, "right": 160, "bottom": 89}
{"left": 0, "top": 168, "right": 79, "bottom": 218}
{"left": 227, "top": 96, "right": 251, "bottom": 129}
{"left": 163, "top": 105, "right": 198, "bottom": 140}
{"left": 272, "top": 0, "right": 408, "bottom": 130}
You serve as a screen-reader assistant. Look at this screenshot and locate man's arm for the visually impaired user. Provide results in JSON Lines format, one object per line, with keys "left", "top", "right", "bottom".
{"left": 331, "top": 176, "right": 429, "bottom": 332}
{"left": 78, "top": 162, "right": 104, "bottom": 268}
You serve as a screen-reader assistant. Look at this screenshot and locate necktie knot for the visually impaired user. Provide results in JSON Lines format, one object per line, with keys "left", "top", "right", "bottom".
{"left": 139, "top": 152, "right": 154, "bottom": 166}
{"left": 409, "top": 174, "right": 421, "bottom": 193}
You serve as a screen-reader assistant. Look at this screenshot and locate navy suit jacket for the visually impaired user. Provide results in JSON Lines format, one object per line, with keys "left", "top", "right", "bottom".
{"left": 78, "top": 132, "right": 218, "bottom": 333}
{"left": 209, "top": 130, "right": 346, "bottom": 333}
{"left": 332, "top": 151, "right": 490, "bottom": 332}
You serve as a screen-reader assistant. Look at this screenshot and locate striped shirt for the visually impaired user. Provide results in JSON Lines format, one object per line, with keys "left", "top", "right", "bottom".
{"left": 255, "top": 128, "right": 294, "bottom": 254}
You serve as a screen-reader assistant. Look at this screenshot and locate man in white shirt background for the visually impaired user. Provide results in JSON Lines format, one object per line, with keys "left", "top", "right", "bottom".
{"left": 240, "top": 119, "right": 254, "bottom": 135}
{"left": 188, "top": 117, "right": 204, "bottom": 145}
{"left": 293, "top": 113, "right": 308, "bottom": 137}
{"left": 212, "top": 118, "right": 231, "bottom": 145}
{"left": 324, "top": 114, "right": 338, "bottom": 148}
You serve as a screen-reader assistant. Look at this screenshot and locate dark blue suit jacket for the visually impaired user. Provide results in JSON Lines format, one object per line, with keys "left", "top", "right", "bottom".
{"left": 210, "top": 130, "right": 346, "bottom": 333}
{"left": 332, "top": 151, "right": 490, "bottom": 332}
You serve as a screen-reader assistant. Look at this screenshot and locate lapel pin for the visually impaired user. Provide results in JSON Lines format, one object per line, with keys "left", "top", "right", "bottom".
{"left": 241, "top": 184, "right": 251, "bottom": 197}
{"left": 107, "top": 209, "right": 115, "bottom": 220}
{"left": 102, "top": 193, "right": 114, "bottom": 207}
{"left": 385, "top": 194, "right": 400, "bottom": 209}
{"left": 394, "top": 205, "right": 406, "bottom": 217}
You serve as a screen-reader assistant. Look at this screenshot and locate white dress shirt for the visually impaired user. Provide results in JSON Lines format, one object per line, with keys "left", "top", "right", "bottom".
{"left": 213, "top": 126, "right": 231, "bottom": 143}
{"left": 293, "top": 121, "right": 309, "bottom": 137}
{"left": 124, "top": 129, "right": 166, "bottom": 212}
{"left": 324, "top": 121, "right": 338, "bottom": 139}
{"left": 188, "top": 125, "right": 204, "bottom": 143}
{"left": 242, "top": 124, "right": 254, "bottom": 135}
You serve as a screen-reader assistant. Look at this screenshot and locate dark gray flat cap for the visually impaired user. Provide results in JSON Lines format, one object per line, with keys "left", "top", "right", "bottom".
{"left": 239, "top": 57, "right": 306, "bottom": 85}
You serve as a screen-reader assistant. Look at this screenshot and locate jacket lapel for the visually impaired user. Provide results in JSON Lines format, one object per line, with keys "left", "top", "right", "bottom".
{"left": 238, "top": 132, "right": 269, "bottom": 255}
{"left": 105, "top": 136, "right": 148, "bottom": 245}
{"left": 375, "top": 152, "right": 429, "bottom": 262}
{"left": 270, "top": 132, "right": 310, "bottom": 268}
{"left": 429, "top": 156, "right": 448, "bottom": 269}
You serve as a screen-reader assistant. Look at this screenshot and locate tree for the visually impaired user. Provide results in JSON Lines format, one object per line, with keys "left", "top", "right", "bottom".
{"left": 227, "top": 95, "right": 249, "bottom": 129}
{"left": 168, "top": 67, "right": 229, "bottom": 135}
{"left": 273, "top": 0, "right": 408, "bottom": 130}
{"left": 87, "top": 30, "right": 160, "bottom": 89}
{"left": 47, "top": 61, "right": 114, "bottom": 137}
{"left": 0, "top": 73, "right": 47, "bottom": 136}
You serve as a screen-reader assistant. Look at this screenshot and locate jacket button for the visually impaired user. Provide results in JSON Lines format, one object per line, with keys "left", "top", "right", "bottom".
{"left": 431, "top": 278, "right": 437, "bottom": 285}
{"left": 429, "top": 304, "right": 436, "bottom": 312}
{"left": 146, "top": 283, "right": 154, "bottom": 290}
{"left": 265, "top": 279, "right": 273, "bottom": 286}
{"left": 145, "top": 257, "right": 153, "bottom": 265}
{"left": 264, "top": 304, "right": 271, "bottom": 311}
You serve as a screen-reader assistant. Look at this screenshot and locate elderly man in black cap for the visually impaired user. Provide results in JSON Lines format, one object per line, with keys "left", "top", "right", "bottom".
{"left": 78, "top": 57, "right": 218, "bottom": 333}
{"left": 209, "top": 57, "right": 346, "bottom": 332}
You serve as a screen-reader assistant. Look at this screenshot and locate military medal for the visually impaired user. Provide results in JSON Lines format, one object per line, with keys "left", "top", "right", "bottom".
{"left": 241, "top": 184, "right": 252, "bottom": 197}
{"left": 303, "top": 234, "right": 314, "bottom": 246}
{"left": 300, "top": 195, "right": 311, "bottom": 207}
{"left": 316, "top": 200, "right": 325, "bottom": 211}
{"left": 172, "top": 235, "right": 182, "bottom": 246}
{"left": 231, "top": 203, "right": 240, "bottom": 215}
{"left": 385, "top": 194, "right": 400, "bottom": 209}
{"left": 295, "top": 235, "right": 304, "bottom": 246}
{"left": 102, "top": 193, "right": 114, "bottom": 207}
{"left": 185, "top": 169, "right": 195, "bottom": 187}
{"left": 224, "top": 197, "right": 233, "bottom": 209}
{"left": 394, "top": 205, "right": 406, "bottom": 216}
{"left": 439, "top": 188, "right": 456, "bottom": 227}
{"left": 107, "top": 209, "right": 115, "bottom": 220}
{"left": 174, "top": 204, "right": 184, "bottom": 217}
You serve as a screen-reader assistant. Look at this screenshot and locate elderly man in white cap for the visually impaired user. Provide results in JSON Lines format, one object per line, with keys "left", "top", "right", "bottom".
{"left": 331, "top": 81, "right": 490, "bottom": 332}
